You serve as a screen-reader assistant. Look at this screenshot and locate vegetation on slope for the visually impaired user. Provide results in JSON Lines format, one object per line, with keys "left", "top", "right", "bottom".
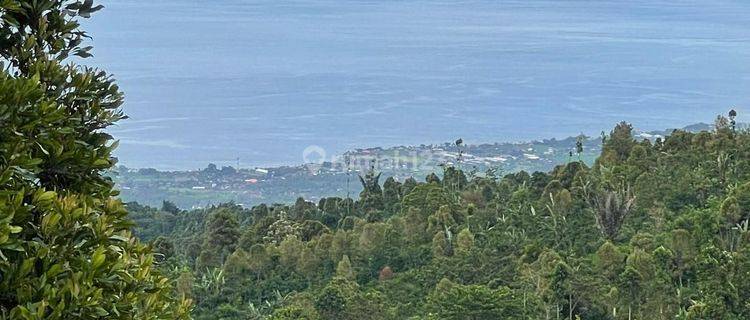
{"left": 133, "top": 115, "right": 750, "bottom": 319}
{"left": 2, "top": 1, "right": 747, "bottom": 320}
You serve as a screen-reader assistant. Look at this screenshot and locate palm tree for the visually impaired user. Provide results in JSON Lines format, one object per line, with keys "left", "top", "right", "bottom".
{"left": 587, "top": 187, "right": 636, "bottom": 241}
{"left": 576, "top": 135, "right": 585, "bottom": 161}
{"left": 199, "top": 268, "right": 225, "bottom": 295}
{"left": 455, "top": 138, "right": 464, "bottom": 169}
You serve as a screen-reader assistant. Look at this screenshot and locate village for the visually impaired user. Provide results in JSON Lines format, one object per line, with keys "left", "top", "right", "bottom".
{"left": 112, "top": 134, "right": 612, "bottom": 209}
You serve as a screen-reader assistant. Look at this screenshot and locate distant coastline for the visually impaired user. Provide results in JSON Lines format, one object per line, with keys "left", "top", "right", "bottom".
{"left": 112, "top": 122, "right": 719, "bottom": 208}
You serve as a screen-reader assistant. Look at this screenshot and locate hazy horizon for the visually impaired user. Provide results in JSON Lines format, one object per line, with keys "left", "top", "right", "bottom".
{"left": 85, "top": 0, "right": 749, "bottom": 170}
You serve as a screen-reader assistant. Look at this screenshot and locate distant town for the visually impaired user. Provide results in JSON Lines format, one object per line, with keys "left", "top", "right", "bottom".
{"left": 113, "top": 125, "right": 701, "bottom": 209}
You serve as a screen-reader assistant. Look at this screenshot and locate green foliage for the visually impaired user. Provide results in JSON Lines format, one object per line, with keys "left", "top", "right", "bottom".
{"left": 197, "top": 208, "right": 241, "bottom": 269}
{"left": 426, "top": 279, "right": 528, "bottom": 319}
{"left": 20, "top": 2, "right": 750, "bottom": 320}
{"left": 336, "top": 255, "right": 355, "bottom": 280}
{"left": 0, "top": 0, "right": 189, "bottom": 318}
{"left": 598, "top": 121, "right": 636, "bottom": 166}
{"left": 124, "top": 116, "right": 750, "bottom": 319}
{"left": 269, "top": 305, "right": 318, "bottom": 320}
{"left": 455, "top": 228, "right": 474, "bottom": 254}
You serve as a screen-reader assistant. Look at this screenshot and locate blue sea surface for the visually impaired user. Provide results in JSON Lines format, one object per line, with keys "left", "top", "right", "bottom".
{"left": 85, "top": 0, "right": 750, "bottom": 170}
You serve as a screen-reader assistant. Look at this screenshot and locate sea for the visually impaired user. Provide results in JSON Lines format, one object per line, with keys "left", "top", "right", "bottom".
{"left": 83, "top": 0, "right": 750, "bottom": 170}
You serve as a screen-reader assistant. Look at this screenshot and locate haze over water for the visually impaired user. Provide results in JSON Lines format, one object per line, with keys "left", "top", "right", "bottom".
{"left": 86, "top": 0, "right": 750, "bottom": 170}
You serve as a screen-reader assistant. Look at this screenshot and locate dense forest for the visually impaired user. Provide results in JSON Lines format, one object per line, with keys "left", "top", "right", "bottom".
{"left": 130, "top": 115, "right": 750, "bottom": 320}
{"left": 2, "top": 1, "right": 749, "bottom": 320}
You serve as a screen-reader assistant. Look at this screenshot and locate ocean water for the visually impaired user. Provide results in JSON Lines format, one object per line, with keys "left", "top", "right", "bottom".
{"left": 84, "top": 0, "right": 750, "bottom": 170}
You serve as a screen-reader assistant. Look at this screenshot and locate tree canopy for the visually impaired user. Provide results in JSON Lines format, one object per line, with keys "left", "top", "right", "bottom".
{"left": 122, "top": 114, "right": 750, "bottom": 319}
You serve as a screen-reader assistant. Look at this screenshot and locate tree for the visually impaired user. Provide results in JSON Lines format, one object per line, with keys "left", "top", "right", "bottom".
{"left": 426, "top": 172, "right": 441, "bottom": 184}
{"left": 427, "top": 205, "right": 461, "bottom": 237}
{"left": 223, "top": 248, "right": 250, "bottom": 280}
{"left": 291, "top": 197, "right": 315, "bottom": 220}
{"left": 382, "top": 177, "right": 401, "bottom": 215}
{"left": 685, "top": 245, "right": 743, "bottom": 319}
{"left": 197, "top": 208, "right": 241, "bottom": 269}
{"left": 152, "top": 236, "right": 176, "bottom": 262}
{"left": 588, "top": 186, "right": 636, "bottom": 241}
{"left": 270, "top": 305, "right": 319, "bottom": 320}
{"left": 728, "top": 109, "right": 737, "bottom": 132}
{"left": 624, "top": 248, "right": 656, "bottom": 319}
{"left": 715, "top": 115, "right": 730, "bottom": 131}
{"left": 0, "top": 1, "right": 189, "bottom": 318}
{"left": 432, "top": 231, "right": 451, "bottom": 257}
{"left": 401, "top": 177, "right": 418, "bottom": 196}
{"left": 247, "top": 244, "right": 271, "bottom": 277}
{"left": 336, "top": 255, "right": 355, "bottom": 280}
{"left": 728, "top": 182, "right": 750, "bottom": 221}
{"left": 670, "top": 229, "right": 695, "bottom": 288}
{"left": 315, "top": 283, "right": 346, "bottom": 319}
{"left": 595, "top": 241, "right": 624, "bottom": 280}
{"left": 278, "top": 235, "right": 304, "bottom": 269}
{"left": 549, "top": 262, "right": 574, "bottom": 319}
{"left": 401, "top": 184, "right": 458, "bottom": 244}
{"left": 619, "top": 266, "right": 642, "bottom": 320}
{"left": 426, "top": 278, "right": 528, "bottom": 320}
{"left": 176, "top": 269, "right": 196, "bottom": 300}
{"left": 358, "top": 222, "right": 384, "bottom": 250}
{"left": 402, "top": 184, "right": 458, "bottom": 220}
{"left": 443, "top": 167, "right": 468, "bottom": 192}
{"left": 357, "top": 166, "right": 384, "bottom": 212}
{"left": 598, "top": 121, "right": 636, "bottom": 166}
{"left": 161, "top": 200, "right": 181, "bottom": 215}
{"left": 456, "top": 228, "right": 475, "bottom": 254}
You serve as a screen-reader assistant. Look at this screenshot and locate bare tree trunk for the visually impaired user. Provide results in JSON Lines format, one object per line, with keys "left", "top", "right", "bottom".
{"left": 569, "top": 294, "right": 573, "bottom": 320}
{"left": 628, "top": 306, "right": 632, "bottom": 320}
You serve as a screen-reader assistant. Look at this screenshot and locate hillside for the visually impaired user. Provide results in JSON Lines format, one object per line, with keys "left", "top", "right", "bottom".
{"left": 130, "top": 117, "right": 750, "bottom": 319}
{"left": 2, "top": 1, "right": 747, "bottom": 319}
